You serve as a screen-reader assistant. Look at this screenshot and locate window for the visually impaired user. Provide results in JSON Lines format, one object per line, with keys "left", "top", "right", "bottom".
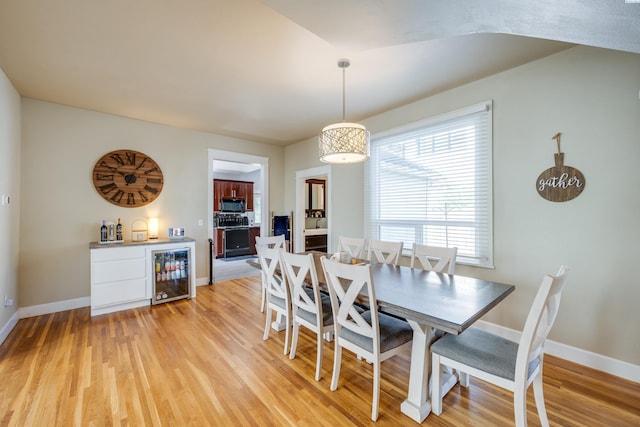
{"left": 364, "top": 101, "right": 493, "bottom": 267}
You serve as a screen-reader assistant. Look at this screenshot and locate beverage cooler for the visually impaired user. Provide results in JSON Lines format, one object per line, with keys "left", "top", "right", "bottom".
{"left": 152, "top": 247, "right": 191, "bottom": 305}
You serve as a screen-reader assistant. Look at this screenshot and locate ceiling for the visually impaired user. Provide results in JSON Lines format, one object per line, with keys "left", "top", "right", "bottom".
{"left": 0, "top": 1, "right": 638, "bottom": 146}
{"left": 213, "top": 159, "right": 261, "bottom": 175}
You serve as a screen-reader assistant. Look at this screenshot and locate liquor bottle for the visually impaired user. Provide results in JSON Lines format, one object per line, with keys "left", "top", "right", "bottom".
{"left": 116, "top": 218, "right": 123, "bottom": 241}
{"left": 100, "top": 220, "right": 108, "bottom": 242}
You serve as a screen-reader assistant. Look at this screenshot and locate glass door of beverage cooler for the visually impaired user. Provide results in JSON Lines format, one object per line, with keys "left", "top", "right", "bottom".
{"left": 152, "top": 248, "right": 191, "bottom": 305}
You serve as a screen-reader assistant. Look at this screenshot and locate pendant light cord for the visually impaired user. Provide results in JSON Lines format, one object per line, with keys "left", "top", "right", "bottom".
{"left": 342, "top": 65, "right": 346, "bottom": 122}
{"left": 337, "top": 58, "right": 350, "bottom": 122}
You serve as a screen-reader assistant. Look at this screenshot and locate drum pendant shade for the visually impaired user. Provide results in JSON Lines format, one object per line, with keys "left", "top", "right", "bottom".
{"left": 319, "top": 59, "right": 370, "bottom": 164}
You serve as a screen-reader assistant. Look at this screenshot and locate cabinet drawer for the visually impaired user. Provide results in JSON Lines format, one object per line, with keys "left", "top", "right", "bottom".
{"left": 91, "top": 246, "right": 145, "bottom": 263}
{"left": 92, "top": 278, "right": 147, "bottom": 307}
{"left": 91, "top": 258, "right": 146, "bottom": 284}
{"left": 305, "top": 235, "right": 327, "bottom": 251}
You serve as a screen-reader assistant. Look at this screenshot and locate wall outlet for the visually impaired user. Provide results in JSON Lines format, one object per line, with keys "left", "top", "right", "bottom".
{"left": 4, "top": 295, "right": 14, "bottom": 307}
{"left": 198, "top": 219, "right": 204, "bottom": 226}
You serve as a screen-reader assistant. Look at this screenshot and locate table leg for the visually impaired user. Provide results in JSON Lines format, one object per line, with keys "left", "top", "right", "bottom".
{"left": 400, "top": 320, "right": 436, "bottom": 423}
{"left": 271, "top": 313, "right": 286, "bottom": 331}
{"left": 400, "top": 321, "right": 460, "bottom": 423}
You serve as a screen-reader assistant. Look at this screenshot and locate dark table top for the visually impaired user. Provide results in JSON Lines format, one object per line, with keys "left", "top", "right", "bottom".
{"left": 365, "top": 263, "right": 514, "bottom": 335}
{"left": 248, "top": 251, "right": 515, "bottom": 335}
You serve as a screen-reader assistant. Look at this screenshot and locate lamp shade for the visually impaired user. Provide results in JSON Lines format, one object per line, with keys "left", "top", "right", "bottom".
{"left": 148, "top": 217, "right": 159, "bottom": 239}
{"left": 319, "top": 122, "right": 370, "bottom": 164}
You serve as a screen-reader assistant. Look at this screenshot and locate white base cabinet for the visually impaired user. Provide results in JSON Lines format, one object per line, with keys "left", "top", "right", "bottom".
{"left": 90, "top": 239, "right": 196, "bottom": 316}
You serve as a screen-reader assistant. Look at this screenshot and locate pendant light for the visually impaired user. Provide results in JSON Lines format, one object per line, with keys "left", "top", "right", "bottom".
{"left": 319, "top": 59, "right": 370, "bottom": 164}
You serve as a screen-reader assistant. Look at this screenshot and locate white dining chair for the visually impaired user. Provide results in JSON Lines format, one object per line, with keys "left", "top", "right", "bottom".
{"left": 256, "top": 245, "right": 291, "bottom": 355}
{"left": 367, "top": 239, "right": 404, "bottom": 265}
{"left": 320, "top": 256, "right": 413, "bottom": 421}
{"left": 255, "top": 235, "right": 286, "bottom": 312}
{"left": 337, "top": 236, "right": 366, "bottom": 259}
{"left": 430, "top": 265, "right": 570, "bottom": 427}
{"left": 410, "top": 243, "right": 458, "bottom": 274}
{"left": 281, "top": 251, "right": 333, "bottom": 381}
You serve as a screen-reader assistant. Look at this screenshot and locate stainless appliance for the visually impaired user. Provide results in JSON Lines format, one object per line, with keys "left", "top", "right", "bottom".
{"left": 220, "top": 197, "right": 246, "bottom": 213}
{"left": 215, "top": 213, "right": 249, "bottom": 228}
{"left": 224, "top": 227, "right": 250, "bottom": 258}
{"left": 215, "top": 213, "right": 250, "bottom": 258}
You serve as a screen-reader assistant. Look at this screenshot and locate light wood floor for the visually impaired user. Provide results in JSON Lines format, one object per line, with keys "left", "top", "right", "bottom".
{"left": 1, "top": 276, "right": 638, "bottom": 426}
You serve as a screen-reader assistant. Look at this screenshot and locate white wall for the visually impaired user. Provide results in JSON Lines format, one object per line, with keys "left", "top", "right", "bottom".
{"left": 284, "top": 46, "right": 640, "bottom": 367}
{"left": 19, "top": 100, "right": 284, "bottom": 308}
{"left": 0, "top": 66, "right": 21, "bottom": 337}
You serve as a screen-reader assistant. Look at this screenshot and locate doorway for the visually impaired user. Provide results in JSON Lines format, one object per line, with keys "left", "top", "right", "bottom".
{"left": 295, "top": 166, "right": 331, "bottom": 253}
{"left": 208, "top": 149, "right": 268, "bottom": 282}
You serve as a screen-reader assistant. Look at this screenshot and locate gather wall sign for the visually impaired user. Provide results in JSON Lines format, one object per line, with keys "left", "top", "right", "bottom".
{"left": 536, "top": 133, "right": 585, "bottom": 202}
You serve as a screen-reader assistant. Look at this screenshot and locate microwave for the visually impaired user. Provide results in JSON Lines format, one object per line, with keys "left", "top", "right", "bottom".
{"left": 220, "top": 197, "right": 246, "bottom": 213}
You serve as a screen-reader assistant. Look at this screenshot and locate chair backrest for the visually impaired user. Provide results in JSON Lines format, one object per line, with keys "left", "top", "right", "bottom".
{"left": 321, "top": 256, "right": 381, "bottom": 355}
{"left": 337, "top": 236, "right": 366, "bottom": 259}
{"left": 256, "top": 235, "right": 287, "bottom": 294}
{"left": 256, "top": 235, "right": 286, "bottom": 250}
{"left": 256, "top": 245, "right": 289, "bottom": 302}
{"left": 410, "top": 243, "right": 458, "bottom": 274}
{"left": 367, "top": 240, "right": 403, "bottom": 265}
{"left": 280, "top": 251, "right": 323, "bottom": 324}
{"left": 515, "top": 265, "right": 570, "bottom": 381}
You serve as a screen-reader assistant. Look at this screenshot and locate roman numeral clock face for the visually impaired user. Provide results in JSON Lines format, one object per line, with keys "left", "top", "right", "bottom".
{"left": 92, "top": 149, "right": 164, "bottom": 207}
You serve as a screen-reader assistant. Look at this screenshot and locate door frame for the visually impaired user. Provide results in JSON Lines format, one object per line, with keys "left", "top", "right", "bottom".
{"left": 207, "top": 149, "right": 269, "bottom": 240}
{"left": 295, "top": 166, "right": 331, "bottom": 253}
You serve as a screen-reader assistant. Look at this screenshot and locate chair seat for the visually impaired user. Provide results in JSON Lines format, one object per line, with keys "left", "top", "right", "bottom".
{"left": 269, "top": 294, "right": 287, "bottom": 309}
{"left": 431, "top": 328, "right": 539, "bottom": 381}
{"left": 296, "top": 293, "right": 333, "bottom": 326}
{"left": 339, "top": 310, "right": 413, "bottom": 354}
{"left": 270, "top": 281, "right": 311, "bottom": 310}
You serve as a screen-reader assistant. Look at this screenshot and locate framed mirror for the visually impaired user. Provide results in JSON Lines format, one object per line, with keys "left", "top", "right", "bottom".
{"left": 305, "top": 179, "right": 325, "bottom": 217}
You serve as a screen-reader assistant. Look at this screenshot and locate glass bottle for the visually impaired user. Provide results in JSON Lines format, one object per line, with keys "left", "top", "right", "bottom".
{"left": 116, "top": 218, "right": 123, "bottom": 241}
{"left": 100, "top": 220, "right": 108, "bottom": 242}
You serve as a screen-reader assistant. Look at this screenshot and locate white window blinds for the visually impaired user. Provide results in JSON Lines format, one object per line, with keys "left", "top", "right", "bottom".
{"left": 364, "top": 101, "right": 493, "bottom": 267}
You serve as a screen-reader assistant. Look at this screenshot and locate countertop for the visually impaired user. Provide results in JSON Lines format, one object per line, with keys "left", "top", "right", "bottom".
{"left": 89, "top": 237, "right": 195, "bottom": 249}
{"left": 214, "top": 226, "right": 260, "bottom": 230}
{"left": 304, "top": 228, "right": 327, "bottom": 236}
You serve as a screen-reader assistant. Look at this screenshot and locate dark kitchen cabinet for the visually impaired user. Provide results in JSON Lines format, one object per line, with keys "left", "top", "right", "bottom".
{"left": 249, "top": 227, "right": 260, "bottom": 255}
{"left": 213, "top": 179, "right": 254, "bottom": 212}
{"left": 215, "top": 229, "right": 225, "bottom": 258}
{"left": 305, "top": 234, "right": 327, "bottom": 252}
{"left": 213, "top": 182, "right": 225, "bottom": 213}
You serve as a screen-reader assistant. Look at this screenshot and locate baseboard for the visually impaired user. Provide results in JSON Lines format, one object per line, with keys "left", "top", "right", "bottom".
{"left": 19, "top": 297, "right": 91, "bottom": 318}
{"left": 475, "top": 320, "right": 640, "bottom": 384}
{"left": 0, "top": 311, "right": 19, "bottom": 346}
{"left": 18, "top": 276, "right": 211, "bottom": 318}
{"left": 1, "top": 277, "right": 213, "bottom": 346}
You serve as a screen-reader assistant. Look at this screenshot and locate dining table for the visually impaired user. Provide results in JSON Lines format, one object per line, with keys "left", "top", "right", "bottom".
{"left": 249, "top": 251, "right": 515, "bottom": 423}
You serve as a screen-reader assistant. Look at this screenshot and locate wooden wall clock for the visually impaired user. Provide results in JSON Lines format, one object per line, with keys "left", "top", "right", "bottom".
{"left": 92, "top": 149, "right": 164, "bottom": 207}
